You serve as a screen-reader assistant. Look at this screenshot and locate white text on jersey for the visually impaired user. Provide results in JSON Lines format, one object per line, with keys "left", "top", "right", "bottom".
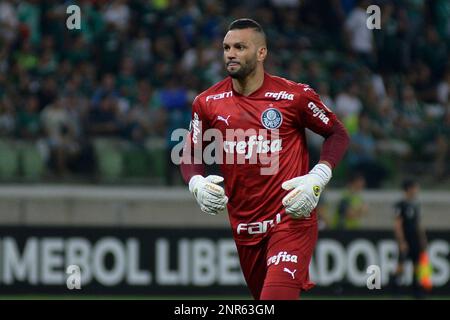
{"left": 267, "top": 251, "right": 298, "bottom": 266}
{"left": 191, "top": 112, "right": 201, "bottom": 144}
{"left": 265, "top": 91, "right": 294, "bottom": 101}
{"left": 308, "top": 102, "right": 330, "bottom": 125}
{"left": 206, "top": 91, "right": 233, "bottom": 102}
{"left": 223, "top": 135, "right": 282, "bottom": 160}
{"left": 237, "top": 213, "right": 282, "bottom": 235}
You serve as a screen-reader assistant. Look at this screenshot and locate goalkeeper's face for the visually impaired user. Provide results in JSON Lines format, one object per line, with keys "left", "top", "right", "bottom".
{"left": 223, "top": 29, "right": 267, "bottom": 80}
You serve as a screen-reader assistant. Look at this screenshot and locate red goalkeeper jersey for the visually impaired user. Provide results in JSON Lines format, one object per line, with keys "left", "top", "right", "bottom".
{"left": 185, "top": 72, "right": 340, "bottom": 245}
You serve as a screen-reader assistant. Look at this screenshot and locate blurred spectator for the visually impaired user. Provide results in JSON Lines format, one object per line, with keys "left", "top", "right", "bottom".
{"left": 133, "top": 80, "right": 166, "bottom": 138}
{"left": 0, "top": 0, "right": 19, "bottom": 44}
{"left": 376, "top": 3, "right": 403, "bottom": 72}
{"left": 372, "top": 97, "right": 411, "bottom": 158}
{"left": 103, "top": 0, "right": 131, "bottom": 33}
{"left": 433, "top": 0, "right": 450, "bottom": 41}
{"left": 92, "top": 74, "right": 119, "bottom": 108}
{"left": 153, "top": 35, "right": 177, "bottom": 65}
{"left": 200, "top": 1, "right": 224, "bottom": 40}
{"left": 0, "top": 47, "right": 8, "bottom": 78}
{"left": 66, "top": 35, "right": 91, "bottom": 65}
{"left": 123, "top": 106, "right": 151, "bottom": 146}
{"left": 14, "top": 40, "right": 38, "bottom": 72}
{"left": 38, "top": 77, "right": 58, "bottom": 112}
{"left": 37, "top": 48, "right": 58, "bottom": 77}
{"left": 16, "top": 95, "right": 41, "bottom": 140}
{"left": 344, "top": 0, "right": 375, "bottom": 66}
{"left": 130, "top": 28, "right": 152, "bottom": 76}
{"left": 96, "top": 22, "right": 123, "bottom": 74}
{"left": 41, "top": 97, "right": 80, "bottom": 176}
{"left": 425, "top": 108, "right": 450, "bottom": 179}
{"left": 17, "top": 0, "right": 41, "bottom": 45}
{"left": 160, "top": 76, "right": 191, "bottom": 185}
{"left": 117, "top": 57, "right": 138, "bottom": 104}
{"left": 416, "top": 26, "right": 447, "bottom": 80}
{"left": 332, "top": 173, "right": 368, "bottom": 229}
{"left": 335, "top": 82, "right": 362, "bottom": 135}
{"left": 0, "top": 97, "right": 16, "bottom": 137}
{"left": 87, "top": 95, "right": 122, "bottom": 137}
{"left": 78, "top": 0, "right": 105, "bottom": 45}
{"left": 65, "top": 93, "right": 88, "bottom": 139}
{"left": 397, "top": 85, "right": 425, "bottom": 149}
{"left": 65, "top": 93, "right": 94, "bottom": 175}
{"left": 121, "top": 80, "right": 163, "bottom": 146}
{"left": 411, "top": 63, "right": 438, "bottom": 103}
{"left": 348, "top": 112, "right": 387, "bottom": 188}
{"left": 437, "top": 69, "right": 450, "bottom": 106}
{"left": 177, "top": 0, "right": 202, "bottom": 47}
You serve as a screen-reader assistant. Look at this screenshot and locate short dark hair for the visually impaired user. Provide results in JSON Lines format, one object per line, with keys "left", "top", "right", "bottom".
{"left": 228, "top": 18, "right": 263, "bottom": 32}
{"left": 228, "top": 18, "right": 266, "bottom": 40}
{"left": 402, "top": 178, "right": 418, "bottom": 192}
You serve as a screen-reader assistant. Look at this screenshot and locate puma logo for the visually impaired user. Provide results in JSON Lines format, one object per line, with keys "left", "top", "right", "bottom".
{"left": 217, "top": 115, "right": 230, "bottom": 126}
{"left": 283, "top": 267, "right": 297, "bottom": 279}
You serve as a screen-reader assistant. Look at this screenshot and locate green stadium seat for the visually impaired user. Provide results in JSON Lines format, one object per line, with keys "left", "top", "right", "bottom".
{"left": 149, "top": 148, "right": 166, "bottom": 180}
{"left": 0, "top": 140, "right": 19, "bottom": 180}
{"left": 19, "top": 142, "right": 45, "bottom": 181}
{"left": 124, "top": 146, "right": 150, "bottom": 177}
{"left": 93, "top": 138, "right": 124, "bottom": 182}
{"left": 145, "top": 138, "right": 167, "bottom": 182}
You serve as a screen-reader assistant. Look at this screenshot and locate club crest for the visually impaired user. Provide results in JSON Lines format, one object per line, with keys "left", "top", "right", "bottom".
{"left": 261, "top": 107, "right": 283, "bottom": 129}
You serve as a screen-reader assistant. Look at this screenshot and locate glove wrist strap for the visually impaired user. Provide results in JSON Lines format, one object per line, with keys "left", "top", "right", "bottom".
{"left": 310, "top": 163, "right": 332, "bottom": 186}
{"left": 189, "top": 175, "right": 203, "bottom": 193}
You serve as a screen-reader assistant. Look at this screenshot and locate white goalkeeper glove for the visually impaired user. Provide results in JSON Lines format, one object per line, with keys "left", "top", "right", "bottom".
{"left": 189, "top": 175, "right": 228, "bottom": 215}
{"left": 282, "top": 163, "right": 332, "bottom": 219}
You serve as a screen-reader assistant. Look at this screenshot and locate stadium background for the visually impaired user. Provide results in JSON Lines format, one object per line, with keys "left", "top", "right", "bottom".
{"left": 0, "top": 0, "right": 449, "bottom": 299}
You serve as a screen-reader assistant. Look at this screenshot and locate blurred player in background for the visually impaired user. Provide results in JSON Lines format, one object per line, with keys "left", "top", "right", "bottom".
{"left": 332, "top": 173, "right": 368, "bottom": 229}
{"left": 180, "top": 19, "right": 349, "bottom": 300}
{"left": 392, "top": 179, "right": 428, "bottom": 299}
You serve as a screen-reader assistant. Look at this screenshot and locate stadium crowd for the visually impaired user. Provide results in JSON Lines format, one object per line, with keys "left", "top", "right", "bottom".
{"left": 0, "top": 0, "right": 449, "bottom": 187}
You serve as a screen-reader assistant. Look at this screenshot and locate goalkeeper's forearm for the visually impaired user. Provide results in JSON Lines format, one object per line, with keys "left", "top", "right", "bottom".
{"left": 319, "top": 120, "right": 350, "bottom": 169}
{"left": 180, "top": 151, "right": 206, "bottom": 184}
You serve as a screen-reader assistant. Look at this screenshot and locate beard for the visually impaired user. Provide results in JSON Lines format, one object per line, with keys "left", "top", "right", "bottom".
{"left": 226, "top": 58, "right": 257, "bottom": 80}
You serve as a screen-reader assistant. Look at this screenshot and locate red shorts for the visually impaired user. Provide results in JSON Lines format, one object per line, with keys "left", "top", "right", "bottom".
{"left": 236, "top": 222, "right": 318, "bottom": 300}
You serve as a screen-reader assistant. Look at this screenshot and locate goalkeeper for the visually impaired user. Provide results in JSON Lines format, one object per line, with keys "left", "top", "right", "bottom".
{"left": 180, "top": 19, "right": 349, "bottom": 300}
